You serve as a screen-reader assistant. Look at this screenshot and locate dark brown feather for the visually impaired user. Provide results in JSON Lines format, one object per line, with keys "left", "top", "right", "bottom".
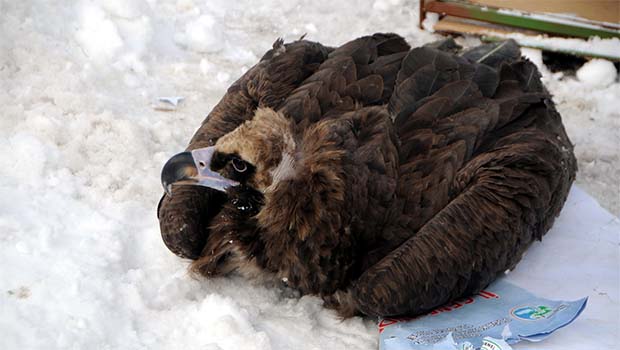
{"left": 158, "top": 34, "right": 576, "bottom": 318}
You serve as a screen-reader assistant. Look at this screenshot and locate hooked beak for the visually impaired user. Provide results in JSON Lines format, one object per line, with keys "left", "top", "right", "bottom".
{"left": 161, "top": 146, "right": 239, "bottom": 195}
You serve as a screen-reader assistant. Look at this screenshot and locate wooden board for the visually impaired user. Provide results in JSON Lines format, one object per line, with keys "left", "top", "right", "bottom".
{"left": 433, "top": 15, "right": 620, "bottom": 61}
{"left": 470, "top": 0, "right": 620, "bottom": 25}
{"left": 423, "top": 0, "right": 620, "bottom": 38}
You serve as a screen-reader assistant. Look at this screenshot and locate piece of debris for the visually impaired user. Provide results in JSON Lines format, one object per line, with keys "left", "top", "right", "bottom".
{"left": 153, "top": 96, "right": 185, "bottom": 111}
{"left": 7, "top": 286, "right": 31, "bottom": 299}
{"left": 379, "top": 279, "right": 587, "bottom": 349}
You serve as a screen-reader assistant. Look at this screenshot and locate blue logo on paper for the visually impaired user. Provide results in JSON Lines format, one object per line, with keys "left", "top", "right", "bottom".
{"left": 511, "top": 305, "right": 555, "bottom": 320}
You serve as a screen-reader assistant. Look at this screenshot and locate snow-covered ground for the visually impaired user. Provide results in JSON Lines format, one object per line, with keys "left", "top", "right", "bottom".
{"left": 1, "top": 1, "right": 618, "bottom": 349}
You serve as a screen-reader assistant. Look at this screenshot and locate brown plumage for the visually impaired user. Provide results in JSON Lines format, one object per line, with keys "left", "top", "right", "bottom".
{"left": 157, "top": 34, "right": 576, "bottom": 317}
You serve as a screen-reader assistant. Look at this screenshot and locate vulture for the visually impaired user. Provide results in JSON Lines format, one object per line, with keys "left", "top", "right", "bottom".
{"left": 158, "top": 33, "right": 576, "bottom": 317}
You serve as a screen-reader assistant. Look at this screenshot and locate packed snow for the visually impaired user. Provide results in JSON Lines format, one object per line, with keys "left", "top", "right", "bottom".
{"left": 1, "top": 1, "right": 618, "bottom": 349}
{"left": 576, "top": 59, "right": 618, "bottom": 87}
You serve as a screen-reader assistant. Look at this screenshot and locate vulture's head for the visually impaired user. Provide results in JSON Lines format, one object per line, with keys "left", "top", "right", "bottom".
{"left": 162, "top": 107, "right": 296, "bottom": 196}
{"left": 160, "top": 108, "right": 296, "bottom": 277}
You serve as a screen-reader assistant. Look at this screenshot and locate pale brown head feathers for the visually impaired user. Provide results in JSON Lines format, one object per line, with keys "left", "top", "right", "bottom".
{"left": 215, "top": 107, "right": 296, "bottom": 191}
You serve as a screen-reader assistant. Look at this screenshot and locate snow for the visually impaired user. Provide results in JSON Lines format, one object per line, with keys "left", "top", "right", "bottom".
{"left": 0, "top": 1, "right": 618, "bottom": 349}
{"left": 75, "top": 4, "right": 125, "bottom": 61}
{"left": 421, "top": 12, "right": 440, "bottom": 33}
{"left": 576, "top": 59, "right": 618, "bottom": 87}
{"left": 543, "top": 65, "right": 620, "bottom": 216}
{"left": 177, "top": 15, "right": 226, "bottom": 53}
{"left": 519, "top": 47, "right": 547, "bottom": 73}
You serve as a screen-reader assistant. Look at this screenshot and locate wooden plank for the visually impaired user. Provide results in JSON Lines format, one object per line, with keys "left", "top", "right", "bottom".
{"left": 433, "top": 16, "right": 620, "bottom": 61}
{"left": 424, "top": 0, "right": 620, "bottom": 38}
{"left": 470, "top": 0, "right": 620, "bottom": 25}
{"left": 433, "top": 15, "right": 538, "bottom": 36}
{"left": 420, "top": 0, "right": 427, "bottom": 29}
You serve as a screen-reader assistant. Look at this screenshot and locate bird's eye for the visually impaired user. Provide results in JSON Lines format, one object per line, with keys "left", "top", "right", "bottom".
{"left": 232, "top": 158, "right": 247, "bottom": 173}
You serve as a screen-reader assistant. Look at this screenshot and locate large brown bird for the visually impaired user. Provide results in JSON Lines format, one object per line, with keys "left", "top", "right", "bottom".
{"left": 158, "top": 33, "right": 576, "bottom": 317}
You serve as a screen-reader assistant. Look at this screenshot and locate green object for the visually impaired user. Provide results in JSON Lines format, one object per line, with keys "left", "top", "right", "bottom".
{"left": 532, "top": 305, "right": 553, "bottom": 319}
